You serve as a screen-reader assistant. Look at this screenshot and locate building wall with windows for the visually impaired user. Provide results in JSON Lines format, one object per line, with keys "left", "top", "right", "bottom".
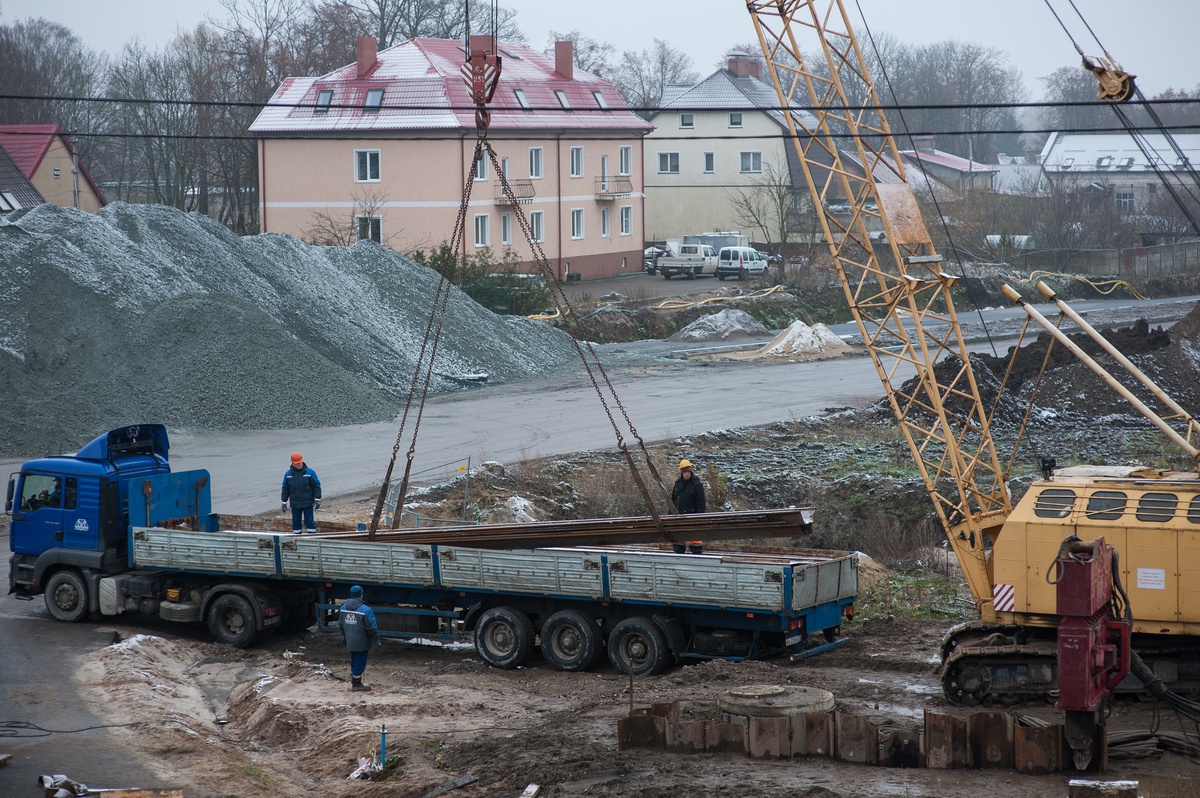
{"left": 252, "top": 37, "right": 650, "bottom": 281}
{"left": 642, "top": 55, "right": 815, "bottom": 243}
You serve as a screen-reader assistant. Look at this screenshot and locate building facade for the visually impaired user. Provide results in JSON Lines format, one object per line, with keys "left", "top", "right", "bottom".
{"left": 250, "top": 37, "right": 650, "bottom": 280}
{"left": 0, "top": 124, "right": 106, "bottom": 212}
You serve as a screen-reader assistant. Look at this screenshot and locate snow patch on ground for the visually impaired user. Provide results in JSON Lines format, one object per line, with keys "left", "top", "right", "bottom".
{"left": 669, "top": 308, "right": 769, "bottom": 341}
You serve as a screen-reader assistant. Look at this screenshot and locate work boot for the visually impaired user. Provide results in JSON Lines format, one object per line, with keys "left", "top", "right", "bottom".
{"left": 351, "top": 676, "right": 371, "bottom": 692}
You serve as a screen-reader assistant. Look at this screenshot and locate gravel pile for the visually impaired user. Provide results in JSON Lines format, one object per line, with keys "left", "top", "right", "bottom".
{"left": 0, "top": 203, "right": 579, "bottom": 458}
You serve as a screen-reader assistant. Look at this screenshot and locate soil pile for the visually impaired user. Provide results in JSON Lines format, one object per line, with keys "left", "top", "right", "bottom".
{"left": 667, "top": 308, "right": 769, "bottom": 341}
{"left": 757, "top": 320, "right": 857, "bottom": 359}
{"left": 0, "top": 203, "right": 578, "bottom": 457}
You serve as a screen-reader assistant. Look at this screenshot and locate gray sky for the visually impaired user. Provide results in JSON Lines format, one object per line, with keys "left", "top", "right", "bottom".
{"left": 2, "top": 0, "right": 1195, "bottom": 100}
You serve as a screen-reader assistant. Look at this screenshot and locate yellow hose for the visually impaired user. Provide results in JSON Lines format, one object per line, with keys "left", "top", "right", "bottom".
{"left": 1025, "top": 271, "right": 1147, "bottom": 301}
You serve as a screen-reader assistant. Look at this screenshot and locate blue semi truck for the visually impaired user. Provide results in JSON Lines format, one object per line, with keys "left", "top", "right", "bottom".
{"left": 6, "top": 424, "right": 858, "bottom": 674}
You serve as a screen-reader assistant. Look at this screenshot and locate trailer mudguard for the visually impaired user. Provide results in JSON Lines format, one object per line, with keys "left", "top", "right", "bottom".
{"left": 29, "top": 546, "right": 124, "bottom": 592}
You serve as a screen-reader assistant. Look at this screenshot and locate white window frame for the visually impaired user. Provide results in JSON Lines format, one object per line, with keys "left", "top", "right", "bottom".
{"left": 570, "top": 208, "right": 585, "bottom": 240}
{"left": 355, "top": 150, "right": 381, "bottom": 182}
{"left": 501, "top": 156, "right": 510, "bottom": 179}
{"left": 739, "top": 151, "right": 762, "bottom": 173}
{"left": 315, "top": 89, "right": 333, "bottom": 114}
{"left": 529, "top": 210, "right": 544, "bottom": 243}
{"left": 593, "top": 90, "right": 608, "bottom": 109}
{"left": 555, "top": 89, "right": 572, "bottom": 109}
{"left": 728, "top": 111, "right": 743, "bottom": 128}
{"left": 474, "top": 147, "right": 488, "bottom": 180}
{"left": 619, "top": 205, "right": 632, "bottom": 236}
{"left": 679, "top": 113, "right": 694, "bottom": 129}
{"left": 600, "top": 206, "right": 610, "bottom": 237}
{"left": 570, "top": 146, "right": 584, "bottom": 178}
{"left": 501, "top": 212, "right": 512, "bottom": 245}
{"left": 704, "top": 152, "right": 715, "bottom": 173}
{"left": 356, "top": 215, "right": 381, "bottom": 243}
{"left": 658, "top": 152, "right": 680, "bottom": 174}
{"left": 1115, "top": 191, "right": 1136, "bottom": 210}
{"left": 529, "top": 147, "right": 543, "bottom": 179}
{"left": 514, "top": 88, "right": 531, "bottom": 109}
{"left": 473, "top": 213, "right": 490, "bottom": 247}
{"left": 619, "top": 146, "right": 632, "bottom": 176}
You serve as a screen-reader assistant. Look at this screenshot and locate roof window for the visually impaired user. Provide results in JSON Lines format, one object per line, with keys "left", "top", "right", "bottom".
{"left": 593, "top": 91, "right": 608, "bottom": 110}
{"left": 0, "top": 191, "right": 21, "bottom": 212}
{"left": 555, "top": 90, "right": 572, "bottom": 110}
{"left": 1061, "top": 157, "right": 1074, "bottom": 170}
{"left": 514, "top": 88, "right": 531, "bottom": 110}
{"left": 364, "top": 88, "right": 384, "bottom": 113}
{"left": 1117, "top": 157, "right": 1134, "bottom": 169}
{"left": 315, "top": 89, "right": 333, "bottom": 114}
{"left": 1096, "top": 156, "right": 1112, "bottom": 168}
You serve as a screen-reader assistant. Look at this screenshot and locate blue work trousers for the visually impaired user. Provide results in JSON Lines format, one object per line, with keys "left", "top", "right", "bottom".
{"left": 350, "top": 650, "right": 369, "bottom": 678}
{"left": 291, "top": 506, "right": 316, "bottom": 532}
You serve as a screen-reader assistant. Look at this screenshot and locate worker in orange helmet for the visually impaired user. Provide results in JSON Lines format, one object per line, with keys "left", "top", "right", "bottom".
{"left": 281, "top": 451, "right": 322, "bottom": 534}
{"left": 671, "top": 459, "right": 706, "bottom": 554}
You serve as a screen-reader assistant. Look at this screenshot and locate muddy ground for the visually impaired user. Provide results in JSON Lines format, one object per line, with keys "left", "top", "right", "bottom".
{"left": 82, "top": 613, "right": 1200, "bottom": 798}
{"left": 48, "top": 285, "right": 1200, "bottom": 796}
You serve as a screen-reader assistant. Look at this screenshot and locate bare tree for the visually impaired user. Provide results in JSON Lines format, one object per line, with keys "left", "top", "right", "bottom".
{"left": 545, "top": 30, "right": 616, "bottom": 78}
{"left": 611, "top": 39, "right": 699, "bottom": 117}
{"left": 1039, "top": 64, "right": 1113, "bottom": 132}
{"left": 724, "top": 158, "right": 807, "bottom": 263}
{"left": 303, "top": 188, "right": 398, "bottom": 247}
{"left": 342, "top": 0, "right": 524, "bottom": 49}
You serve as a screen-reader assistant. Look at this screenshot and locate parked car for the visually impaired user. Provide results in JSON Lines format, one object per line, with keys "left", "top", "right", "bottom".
{"left": 643, "top": 246, "right": 666, "bottom": 274}
{"left": 658, "top": 244, "right": 718, "bottom": 279}
{"left": 715, "top": 246, "right": 769, "bottom": 280}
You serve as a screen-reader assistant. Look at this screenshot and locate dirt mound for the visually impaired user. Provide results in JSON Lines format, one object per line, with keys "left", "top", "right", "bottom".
{"left": 667, "top": 308, "right": 770, "bottom": 341}
{"left": 0, "top": 203, "right": 580, "bottom": 458}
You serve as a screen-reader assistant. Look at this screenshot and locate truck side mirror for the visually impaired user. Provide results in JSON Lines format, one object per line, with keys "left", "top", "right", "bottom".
{"left": 5, "top": 477, "right": 13, "bottom": 513}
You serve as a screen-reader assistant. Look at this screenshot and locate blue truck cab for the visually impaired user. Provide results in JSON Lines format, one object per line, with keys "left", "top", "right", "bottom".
{"left": 8, "top": 425, "right": 171, "bottom": 608}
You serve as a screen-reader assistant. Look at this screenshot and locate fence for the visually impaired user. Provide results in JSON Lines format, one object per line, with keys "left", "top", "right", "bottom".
{"left": 383, "top": 457, "right": 474, "bottom": 528}
{"left": 1004, "top": 240, "right": 1200, "bottom": 278}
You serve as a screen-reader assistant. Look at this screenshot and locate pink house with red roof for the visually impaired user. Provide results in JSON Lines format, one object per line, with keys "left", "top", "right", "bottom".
{"left": 250, "top": 37, "right": 651, "bottom": 280}
{"left": 0, "top": 124, "right": 106, "bottom": 212}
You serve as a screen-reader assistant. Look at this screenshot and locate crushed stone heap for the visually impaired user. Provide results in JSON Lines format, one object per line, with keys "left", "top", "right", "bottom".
{"left": 0, "top": 203, "right": 578, "bottom": 458}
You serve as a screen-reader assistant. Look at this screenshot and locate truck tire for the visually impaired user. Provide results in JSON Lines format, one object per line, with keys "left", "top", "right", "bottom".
{"left": 693, "top": 629, "right": 753, "bottom": 657}
{"left": 207, "top": 594, "right": 260, "bottom": 648}
{"left": 662, "top": 273, "right": 672, "bottom": 280}
{"left": 717, "top": 274, "right": 727, "bottom": 281}
{"left": 608, "top": 617, "right": 668, "bottom": 676}
{"left": 159, "top": 600, "right": 202, "bottom": 623}
{"left": 45, "top": 569, "right": 89, "bottom": 623}
{"left": 540, "top": 610, "right": 602, "bottom": 671}
{"left": 475, "top": 606, "right": 534, "bottom": 669}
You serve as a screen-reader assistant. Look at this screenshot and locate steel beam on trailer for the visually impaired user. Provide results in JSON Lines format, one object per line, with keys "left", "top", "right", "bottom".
{"left": 313, "top": 508, "right": 815, "bottom": 549}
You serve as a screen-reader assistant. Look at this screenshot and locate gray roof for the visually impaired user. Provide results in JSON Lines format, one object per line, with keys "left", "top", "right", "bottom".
{"left": 656, "top": 69, "right": 817, "bottom": 131}
{"left": 1039, "top": 131, "right": 1200, "bottom": 173}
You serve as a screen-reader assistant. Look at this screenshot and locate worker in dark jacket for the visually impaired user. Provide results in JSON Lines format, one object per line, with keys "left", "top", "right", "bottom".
{"left": 671, "top": 459, "right": 707, "bottom": 554}
{"left": 281, "top": 451, "right": 322, "bottom": 534}
{"left": 337, "top": 585, "right": 379, "bottom": 691}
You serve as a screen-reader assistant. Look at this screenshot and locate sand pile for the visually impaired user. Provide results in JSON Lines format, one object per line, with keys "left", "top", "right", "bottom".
{"left": 756, "top": 320, "right": 857, "bottom": 359}
{"left": 0, "top": 203, "right": 578, "bottom": 457}
{"left": 668, "top": 308, "right": 770, "bottom": 342}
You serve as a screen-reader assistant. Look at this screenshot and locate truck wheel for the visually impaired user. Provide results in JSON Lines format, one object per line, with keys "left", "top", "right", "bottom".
{"left": 45, "top": 569, "right": 89, "bottom": 623}
{"left": 207, "top": 594, "right": 260, "bottom": 648}
{"left": 662, "top": 273, "right": 672, "bottom": 280}
{"left": 541, "top": 610, "right": 602, "bottom": 671}
{"left": 475, "top": 606, "right": 534, "bottom": 669}
{"left": 692, "top": 629, "right": 753, "bottom": 657}
{"left": 608, "top": 617, "right": 668, "bottom": 676}
{"left": 717, "top": 274, "right": 726, "bottom": 281}
{"left": 686, "top": 272, "right": 696, "bottom": 279}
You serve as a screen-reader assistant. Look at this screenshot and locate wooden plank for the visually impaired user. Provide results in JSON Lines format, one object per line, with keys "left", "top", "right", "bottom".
{"left": 748, "top": 715, "right": 790, "bottom": 759}
{"left": 1015, "top": 724, "right": 1063, "bottom": 775}
{"left": 705, "top": 721, "right": 748, "bottom": 755}
{"left": 969, "top": 711, "right": 1014, "bottom": 770}
{"left": 665, "top": 720, "right": 706, "bottom": 754}
{"left": 792, "top": 712, "right": 833, "bottom": 757}
{"left": 924, "top": 710, "right": 970, "bottom": 769}
{"left": 617, "top": 715, "right": 665, "bottom": 751}
{"left": 835, "top": 712, "right": 878, "bottom": 765}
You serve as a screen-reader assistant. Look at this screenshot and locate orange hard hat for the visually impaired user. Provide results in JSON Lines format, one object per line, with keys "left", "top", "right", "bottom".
{"left": 290, "top": 452, "right": 303, "bottom": 464}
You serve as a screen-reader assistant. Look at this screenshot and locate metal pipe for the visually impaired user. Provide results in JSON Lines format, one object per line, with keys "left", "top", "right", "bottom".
{"left": 1034, "top": 280, "right": 1199, "bottom": 434}
{"left": 1002, "top": 284, "right": 1200, "bottom": 465}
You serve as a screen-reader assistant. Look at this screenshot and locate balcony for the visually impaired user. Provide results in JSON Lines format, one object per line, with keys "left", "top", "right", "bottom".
{"left": 594, "top": 175, "right": 633, "bottom": 201}
{"left": 494, "top": 179, "right": 535, "bottom": 205}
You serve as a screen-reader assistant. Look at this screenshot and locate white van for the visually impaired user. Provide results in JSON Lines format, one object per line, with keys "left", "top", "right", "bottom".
{"left": 715, "top": 247, "right": 769, "bottom": 280}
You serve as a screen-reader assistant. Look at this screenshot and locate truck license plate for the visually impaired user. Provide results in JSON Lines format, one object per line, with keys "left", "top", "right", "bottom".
{"left": 785, "top": 633, "right": 805, "bottom": 648}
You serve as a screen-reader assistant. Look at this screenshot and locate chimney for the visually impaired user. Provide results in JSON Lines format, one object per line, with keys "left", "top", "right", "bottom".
{"left": 356, "top": 36, "right": 377, "bottom": 78}
{"left": 726, "top": 52, "right": 763, "bottom": 80}
{"left": 555, "top": 40, "right": 574, "bottom": 80}
{"left": 913, "top": 135, "right": 936, "bottom": 154}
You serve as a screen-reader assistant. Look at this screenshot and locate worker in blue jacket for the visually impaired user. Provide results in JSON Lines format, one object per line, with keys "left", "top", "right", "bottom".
{"left": 281, "top": 451, "right": 322, "bottom": 534}
{"left": 337, "top": 585, "right": 380, "bottom": 691}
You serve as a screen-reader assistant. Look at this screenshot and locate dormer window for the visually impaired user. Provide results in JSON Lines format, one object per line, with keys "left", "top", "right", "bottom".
{"left": 514, "top": 88, "right": 531, "bottom": 110}
{"left": 315, "top": 89, "right": 333, "bottom": 114}
{"left": 364, "top": 88, "right": 384, "bottom": 113}
{"left": 555, "top": 89, "right": 571, "bottom": 110}
{"left": 592, "top": 91, "right": 608, "bottom": 109}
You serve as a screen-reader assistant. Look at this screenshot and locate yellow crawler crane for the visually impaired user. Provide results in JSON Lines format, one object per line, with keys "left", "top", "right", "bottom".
{"left": 744, "top": 0, "right": 1200, "bottom": 708}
